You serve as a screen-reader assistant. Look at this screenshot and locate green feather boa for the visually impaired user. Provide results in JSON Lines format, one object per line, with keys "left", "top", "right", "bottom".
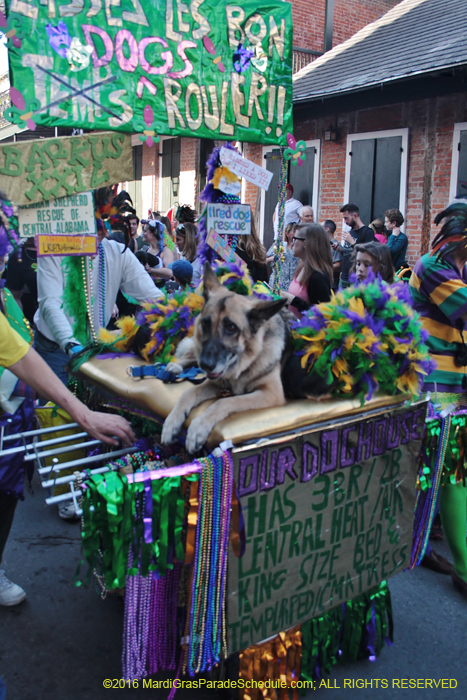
{"left": 61, "top": 256, "right": 89, "bottom": 346}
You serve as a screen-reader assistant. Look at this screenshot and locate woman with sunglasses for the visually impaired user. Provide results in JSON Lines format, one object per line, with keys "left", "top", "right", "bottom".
{"left": 281, "top": 223, "right": 333, "bottom": 317}
{"left": 142, "top": 219, "right": 177, "bottom": 285}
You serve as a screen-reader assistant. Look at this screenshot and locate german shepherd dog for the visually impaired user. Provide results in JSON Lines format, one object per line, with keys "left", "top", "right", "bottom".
{"left": 161, "top": 263, "right": 288, "bottom": 453}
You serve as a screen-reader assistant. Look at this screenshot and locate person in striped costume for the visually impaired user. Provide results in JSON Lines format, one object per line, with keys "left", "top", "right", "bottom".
{"left": 409, "top": 201, "right": 467, "bottom": 597}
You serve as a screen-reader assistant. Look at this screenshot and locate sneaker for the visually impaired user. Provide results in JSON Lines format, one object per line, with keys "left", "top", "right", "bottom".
{"left": 58, "top": 501, "right": 80, "bottom": 521}
{"left": 0, "top": 570, "right": 26, "bottom": 606}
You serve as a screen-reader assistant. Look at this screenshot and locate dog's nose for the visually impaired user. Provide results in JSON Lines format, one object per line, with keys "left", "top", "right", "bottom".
{"left": 199, "top": 343, "right": 221, "bottom": 373}
{"left": 199, "top": 355, "right": 217, "bottom": 372}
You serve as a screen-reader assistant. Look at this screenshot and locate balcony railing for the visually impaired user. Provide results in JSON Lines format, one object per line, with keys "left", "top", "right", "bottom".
{"left": 293, "top": 47, "right": 322, "bottom": 75}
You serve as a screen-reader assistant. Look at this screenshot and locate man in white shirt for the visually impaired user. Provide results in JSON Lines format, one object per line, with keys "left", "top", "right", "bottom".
{"left": 273, "top": 184, "right": 302, "bottom": 239}
{"left": 34, "top": 225, "right": 162, "bottom": 384}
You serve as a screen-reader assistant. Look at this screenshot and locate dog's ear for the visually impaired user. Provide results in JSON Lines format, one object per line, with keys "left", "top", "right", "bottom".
{"left": 203, "top": 262, "right": 221, "bottom": 300}
{"left": 247, "top": 297, "right": 287, "bottom": 334}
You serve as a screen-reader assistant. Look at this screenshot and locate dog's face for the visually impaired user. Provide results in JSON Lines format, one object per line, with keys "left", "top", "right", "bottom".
{"left": 194, "top": 263, "right": 286, "bottom": 381}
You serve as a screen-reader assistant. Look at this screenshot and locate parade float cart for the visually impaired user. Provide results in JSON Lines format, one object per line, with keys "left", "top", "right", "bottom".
{"left": 1, "top": 0, "right": 433, "bottom": 691}
{"left": 68, "top": 354, "right": 426, "bottom": 690}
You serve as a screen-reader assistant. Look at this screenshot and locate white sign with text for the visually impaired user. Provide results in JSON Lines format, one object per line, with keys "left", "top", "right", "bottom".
{"left": 18, "top": 192, "right": 96, "bottom": 238}
{"left": 207, "top": 202, "right": 251, "bottom": 235}
{"left": 220, "top": 148, "right": 273, "bottom": 191}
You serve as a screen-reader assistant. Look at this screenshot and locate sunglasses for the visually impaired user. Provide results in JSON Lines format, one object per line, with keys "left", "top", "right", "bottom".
{"left": 292, "top": 236, "right": 305, "bottom": 242}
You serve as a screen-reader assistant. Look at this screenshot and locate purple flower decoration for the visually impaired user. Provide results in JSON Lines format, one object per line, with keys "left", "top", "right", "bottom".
{"left": 233, "top": 43, "right": 254, "bottom": 73}
{"left": 46, "top": 21, "right": 72, "bottom": 58}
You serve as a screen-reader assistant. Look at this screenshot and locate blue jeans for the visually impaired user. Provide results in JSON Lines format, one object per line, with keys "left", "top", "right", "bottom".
{"left": 34, "top": 329, "right": 69, "bottom": 386}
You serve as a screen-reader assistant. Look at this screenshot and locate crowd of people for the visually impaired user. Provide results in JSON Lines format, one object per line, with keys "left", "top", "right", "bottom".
{"left": 2, "top": 179, "right": 467, "bottom": 607}
{"left": 267, "top": 184, "right": 409, "bottom": 312}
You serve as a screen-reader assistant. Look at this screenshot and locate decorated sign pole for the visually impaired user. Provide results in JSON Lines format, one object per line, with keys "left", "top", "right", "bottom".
{"left": 272, "top": 149, "right": 288, "bottom": 295}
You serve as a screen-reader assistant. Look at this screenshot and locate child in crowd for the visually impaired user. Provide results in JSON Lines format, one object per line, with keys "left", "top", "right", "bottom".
{"left": 369, "top": 218, "right": 388, "bottom": 244}
{"left": 351, "top": 241, "right": 395, "bottom": 284}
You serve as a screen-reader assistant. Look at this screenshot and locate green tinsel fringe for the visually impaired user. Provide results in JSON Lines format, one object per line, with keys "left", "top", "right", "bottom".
{"left": 77, "top": 470, "right": 198, "bottom": 589}
{"left": 61, "top": 256, "right": 89, "bottom": 346}
{"left": 301, "top": 581, "right": 393, "bottom": 683}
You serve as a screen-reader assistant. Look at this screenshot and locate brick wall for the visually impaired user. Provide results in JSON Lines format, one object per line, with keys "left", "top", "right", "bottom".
{"left": 150, "top": 1, "right": 401, "bottom": 213}
{"left": 242, "top": 143, "right": 264, "bottom": 227}
{"left": 294, "top": 92, "right": 467, "bottom": 265}
{"left": 291, "top": 0, "right": 399, "bottom": 52}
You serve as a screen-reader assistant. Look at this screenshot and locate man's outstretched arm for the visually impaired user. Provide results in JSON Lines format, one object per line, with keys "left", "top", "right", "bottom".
{"left": 9, "top": 346, "right": 135, "bottom": 447}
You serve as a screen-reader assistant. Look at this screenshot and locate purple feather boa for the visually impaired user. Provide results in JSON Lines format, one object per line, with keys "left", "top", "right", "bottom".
{"left": 196, "top": 142, "right": 240, "bottom": 267}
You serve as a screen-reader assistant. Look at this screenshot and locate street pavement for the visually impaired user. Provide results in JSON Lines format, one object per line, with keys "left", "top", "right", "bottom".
{"left": 1, "top": 472, "right": 466, "bottom": 700}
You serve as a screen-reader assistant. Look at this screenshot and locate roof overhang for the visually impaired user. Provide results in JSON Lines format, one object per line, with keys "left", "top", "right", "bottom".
{"left": 293, "top": 64, "right": 467, "bottom": 120}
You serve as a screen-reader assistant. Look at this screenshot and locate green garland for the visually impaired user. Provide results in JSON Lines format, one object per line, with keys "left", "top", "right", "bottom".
{"left": 301, "top": 581, "right": 393, "bottom": 680}
{"left": 77, "top": 469, "right": 198, "bottom": 589}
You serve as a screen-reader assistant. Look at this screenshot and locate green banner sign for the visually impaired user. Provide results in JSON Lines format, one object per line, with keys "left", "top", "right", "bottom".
{"left": 228, "top": 402, "right": 426, "bottom": 652}
{"left": 5, "top": 0, "right": 293, "bottom": 146}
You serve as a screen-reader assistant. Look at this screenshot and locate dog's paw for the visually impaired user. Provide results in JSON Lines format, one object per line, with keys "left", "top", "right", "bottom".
{"left": 185, "top": 417, "right": 211, "bottom": 454}
{"left": 161, "top": 411, "right": 185, "bottom": 445}
{"left": 166, "top": 361, "right": 183, "bottom": 375}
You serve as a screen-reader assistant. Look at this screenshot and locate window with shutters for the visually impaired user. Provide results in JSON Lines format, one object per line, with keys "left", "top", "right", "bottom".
{"left": 344, "top": 129, "right": 409, "bottom": 227}
{"left": 260, "top": 140, "right": 320, "bottom": 251}
{"left": 125, "top": 144, "right": 143, "bottom": 217}
{"left": 160, "top": 137, "right": 181, "bottom": 213}
{"left": 450, "top": 123, "right": 467, "bottom": 201}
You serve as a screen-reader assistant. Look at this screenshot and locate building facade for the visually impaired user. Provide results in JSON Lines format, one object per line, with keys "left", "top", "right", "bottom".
{"left": 127, "top": 0, "right": 400, "bottom": 234}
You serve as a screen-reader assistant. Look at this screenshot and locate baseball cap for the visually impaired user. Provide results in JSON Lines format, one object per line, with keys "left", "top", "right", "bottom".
{"left": 168, "top": 259, "right": 193, "bottom": 279}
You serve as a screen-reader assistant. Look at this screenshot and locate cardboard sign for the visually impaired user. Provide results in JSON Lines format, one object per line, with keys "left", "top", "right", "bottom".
{"left": 206, "top": 228, "right": 245, "bottom": 267}
{"left": 0, "top": 133, "right": 132, "bottom": 205}
{"left": 220, "top": 147, "right": 274, "bottom": 190}
{"left": 5, "top": 0, "right": 293, "bottom": 147}
{"left": 227, "top": 402, "right": 426, "bottom": 652}
{"left": 37, "top": 234, "right": 97, "bottom": 257}
{"left": 19, "top": 191, "right": 96, "bottom": 237}
{"left": 207, "top": 202, "right": 251, "bottom": 235}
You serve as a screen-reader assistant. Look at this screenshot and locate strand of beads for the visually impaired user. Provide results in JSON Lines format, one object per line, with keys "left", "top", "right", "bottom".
{"left": 81, "top": 256, "right": 97, "bottom": 342}
{"left": 410, "top": 414, "right": 452, "bottom": 568}
{"left": 147, "top": 564, "right": 180, "bottom": 674}
{"left": 187, "top": 450, "right": 233, "bottom": 675}
{"left": 122, "top": 510, "right": 153, "bottom": 681}
{"left": 226, "top": 234, "right": 238, "bottom": 256}
{"left": 98, "top": 242, "right": 106, "bottom": 329}
{"left": 272, "top": 148, "right": 288, "bottom": 295}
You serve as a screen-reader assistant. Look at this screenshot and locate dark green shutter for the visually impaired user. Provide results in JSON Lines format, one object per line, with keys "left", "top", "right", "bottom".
{"left": 288, "top": 147, "right": 315, "bottom": 208}
{"left": 263, "top": 149, "right": 282, "bottom": 251}
{"left": 456, "top": 130, "right": 467, "bottom": 198}
{"left": 161, "top": 137, "right": 181, "bottom": 212}
{"left": 126, "top": 145, "right": 143, "bottom": 216}
{"left": 348, "top": 138, "right": 375, "bottom": 226}
{"left": 349, "top": 136, "right": 402, "bottom": 225}
{"left": 373, "top": 136, "right": 402, "bottom": 221}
